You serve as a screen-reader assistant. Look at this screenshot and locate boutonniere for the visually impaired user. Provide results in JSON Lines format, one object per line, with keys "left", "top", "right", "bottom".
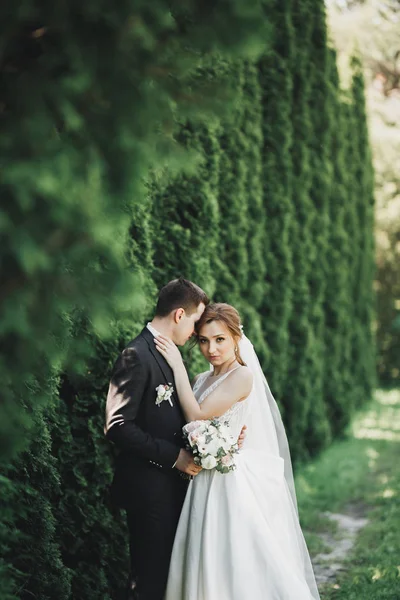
{"left": 155, "top": 383, "right": 174, "bottom": 407}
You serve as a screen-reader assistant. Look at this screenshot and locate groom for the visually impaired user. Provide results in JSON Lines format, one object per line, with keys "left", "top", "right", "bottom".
{"left": 105, "top": 278, "right": 209, "bottom": 600}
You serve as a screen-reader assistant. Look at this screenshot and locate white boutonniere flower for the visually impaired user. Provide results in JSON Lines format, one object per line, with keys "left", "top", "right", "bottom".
{"left": 155, "top": 383, "right": 174, "bottom": 407}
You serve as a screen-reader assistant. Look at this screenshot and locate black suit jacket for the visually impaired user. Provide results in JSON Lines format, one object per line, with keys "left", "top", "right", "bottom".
{"left": 105, "top": 327, "right": 186, "bottom": 508}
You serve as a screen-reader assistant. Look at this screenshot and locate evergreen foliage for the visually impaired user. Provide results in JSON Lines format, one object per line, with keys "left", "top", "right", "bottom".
{"left": 258, "top": 0, "right": 294, "bottom": 400}
{"left": 240, "top": 60, "right": 269, "bottom": 359}
{"left": 1, "top": 1, "right": 376, "bottom": 597}
{"left": 151, "top": 120, "right": 220, "bottom": 296}
{"left": 348, "top": 58, "right": 376, "bottom": 404}
{"left": 0, "top": 0, "right": 269, "bottom": 463}
{"left": 211, "top": 61, "right": 248, "bottom": 309}
{"left": 151, "top": 118, "right": 222, "bottom": 377}
{"left": 3, "top": 396, "right": 72, "bottom": 600}
{"left": 280, "top": 0, "right": 318, "bottom": 460}
{"left": 324, "top": 51, "right": 355, "bottom": 436}
{"left": 327, "top": 0, "right": 400, "bottom": 385}
{"left": 305, "top": 0, "right": 332, "bottom": 454}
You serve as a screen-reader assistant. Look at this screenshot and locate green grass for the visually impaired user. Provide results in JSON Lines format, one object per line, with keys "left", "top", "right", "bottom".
{"left": 295, "top": 389, "right": 400, "bottom": 599}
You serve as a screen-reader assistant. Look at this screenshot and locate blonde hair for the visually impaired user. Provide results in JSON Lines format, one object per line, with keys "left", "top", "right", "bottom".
{"left": 195, "top": 303, "right": 245, "bottom": 366}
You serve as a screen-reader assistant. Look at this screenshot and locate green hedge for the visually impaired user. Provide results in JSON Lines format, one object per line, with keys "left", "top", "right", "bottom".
{"left": 0, "top": 1, "right": 375, "bottom": 597}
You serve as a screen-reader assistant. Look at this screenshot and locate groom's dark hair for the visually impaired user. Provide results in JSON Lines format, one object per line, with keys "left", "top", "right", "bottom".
{"left": 155, "top": 278, "right": 209, "bottom": 317}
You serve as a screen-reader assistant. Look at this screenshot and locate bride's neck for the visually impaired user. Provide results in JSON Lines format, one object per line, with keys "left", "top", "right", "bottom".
{"left": 212, "top": 357, "right": 239, "bottom": 377}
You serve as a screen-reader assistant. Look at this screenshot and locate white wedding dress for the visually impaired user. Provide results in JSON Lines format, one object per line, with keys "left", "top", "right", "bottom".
{"left": 165, "top": 364, "right": 320, "bottom": 600}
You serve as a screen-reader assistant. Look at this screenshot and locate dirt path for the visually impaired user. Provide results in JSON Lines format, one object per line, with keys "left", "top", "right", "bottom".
{"left": 312, "top": 503, "right": 369, "bottom": 589}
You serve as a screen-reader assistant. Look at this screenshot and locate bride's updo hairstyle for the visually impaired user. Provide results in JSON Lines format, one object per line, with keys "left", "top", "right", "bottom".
{"left": 195, "top": 303, "right": 246, "bottom": 366}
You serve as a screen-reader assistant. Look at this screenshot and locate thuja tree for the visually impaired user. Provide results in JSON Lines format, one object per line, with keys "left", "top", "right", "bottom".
{"left": 240, "top": 60, "right": 269, "bottom": 363}
{"left": 214, "top": 60, "right": 250, "bottom": 311}
{"left": 323, "top": 50, "right": 354, "bottom": 436}
{"left": 278, "top": 0, "right": 316, "bottom": 461}
{"left": 330, "top": 59, "right": 376, "bottom": 430}
{"left": 2, "top": 392, "right": 72, "bottom": 600}
{"left": 347, "top": 59, "right": 376, "bottom": 407}
{"left": 50, "top": 348, "right": 133, "bottom": 599}
{"left": 258, "top": 0, "right": 294, "bottom": 401}
{"left": 151, "top": 121, "right": 220, "bottom": 296}
{"left": 151, "top": 117, "right": 222, "bottom": 377}
{"left": 303, "top": 0, "right": 332, "bottom": 455}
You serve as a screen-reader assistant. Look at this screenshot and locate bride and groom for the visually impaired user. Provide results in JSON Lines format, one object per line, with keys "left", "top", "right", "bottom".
{"left": 105, "top": 278, "right": 320, "bottom": 600}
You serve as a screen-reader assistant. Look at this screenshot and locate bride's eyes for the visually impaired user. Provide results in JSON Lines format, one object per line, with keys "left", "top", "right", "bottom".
{"left": 199, "top": 338, "right": 207, "bottom": 344}
{"left": 216, "top": 337, "right": 225, "bottom": 342}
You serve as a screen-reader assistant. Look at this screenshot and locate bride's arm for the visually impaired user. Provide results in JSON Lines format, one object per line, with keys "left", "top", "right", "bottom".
{"left": 154, "top": 335, "right": 253, "bottom": 422}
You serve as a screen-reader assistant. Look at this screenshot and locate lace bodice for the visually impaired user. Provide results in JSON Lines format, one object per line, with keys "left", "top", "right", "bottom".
{"left": 192, "top": 368, "right": 249, "bottom": 439}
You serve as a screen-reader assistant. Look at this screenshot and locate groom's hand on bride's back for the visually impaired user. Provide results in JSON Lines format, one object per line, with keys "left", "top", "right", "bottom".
{"left": 174, "top": 449, "right": 202, "bottom": 476}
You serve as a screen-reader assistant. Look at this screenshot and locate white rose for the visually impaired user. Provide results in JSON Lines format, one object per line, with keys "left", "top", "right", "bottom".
{"left": 207, "top": 424, "right": 218, "bottom": 436}
{"left": 205, "top": 437, "right": 223, "bottom": 456}
{"left": 218, "top": 425, "right": 230, "bottom": 438}
{"left": 201, "top": 455, "right": 217, "bottom": 469}
{"left": 196, "top": 435, "right": 206, "bottom": 447}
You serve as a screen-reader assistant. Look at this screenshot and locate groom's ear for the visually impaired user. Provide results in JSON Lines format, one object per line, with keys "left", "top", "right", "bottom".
{"left": 173, "top": 308, "right": 185, "bottom": 324}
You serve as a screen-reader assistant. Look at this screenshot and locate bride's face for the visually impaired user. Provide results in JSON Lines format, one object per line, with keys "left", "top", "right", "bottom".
{"left": 198, "top": 320, "right": 236, "bottom": 367}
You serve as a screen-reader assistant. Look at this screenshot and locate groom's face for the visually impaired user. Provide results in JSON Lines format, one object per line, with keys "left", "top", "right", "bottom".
{"left": 173, "top": 302, "right": 206, "bottom": 346}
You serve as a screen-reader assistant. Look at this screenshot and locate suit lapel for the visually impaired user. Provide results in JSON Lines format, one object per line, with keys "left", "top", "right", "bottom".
{"left": 140, "top": 327, "right": 179, "bottom": 404}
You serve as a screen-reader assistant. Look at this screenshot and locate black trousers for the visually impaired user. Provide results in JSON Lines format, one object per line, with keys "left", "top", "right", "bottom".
{"left": 125, "top": 469, "right": 188, "bottom": 600}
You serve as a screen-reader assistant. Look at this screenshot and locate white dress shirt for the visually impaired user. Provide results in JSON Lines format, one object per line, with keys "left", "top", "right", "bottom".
{"left": 146, "top": 322, "right": 161, "bottom": 338}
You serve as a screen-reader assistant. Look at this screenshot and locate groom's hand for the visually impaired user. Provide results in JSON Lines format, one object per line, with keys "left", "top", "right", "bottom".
{"left": 238, "top": 425, "right": 247, "bottom": 450}
{"left": 174, "top": 449, "right": 202, "bottom": 476}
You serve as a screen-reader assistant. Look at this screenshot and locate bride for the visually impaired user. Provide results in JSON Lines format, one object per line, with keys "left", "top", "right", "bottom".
{"left": 154, "top": 303, "right": 320, "bottom": 600}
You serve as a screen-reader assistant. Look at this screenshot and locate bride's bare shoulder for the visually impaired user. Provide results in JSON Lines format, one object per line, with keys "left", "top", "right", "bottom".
{"left": 229, "top": 365, "right": 253, "bottom": 393}
{"left": 235, "top": 365, "right": 253, "bottom": 380}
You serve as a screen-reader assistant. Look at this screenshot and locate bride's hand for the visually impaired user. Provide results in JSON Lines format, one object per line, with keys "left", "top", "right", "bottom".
{"left": 154, "top": 335, "right": 184, "bottom": 371}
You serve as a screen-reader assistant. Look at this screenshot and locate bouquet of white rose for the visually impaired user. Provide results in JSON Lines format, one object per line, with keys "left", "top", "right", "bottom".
{"left": 182, "top": 419, "right": 240, "bottom": 474}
